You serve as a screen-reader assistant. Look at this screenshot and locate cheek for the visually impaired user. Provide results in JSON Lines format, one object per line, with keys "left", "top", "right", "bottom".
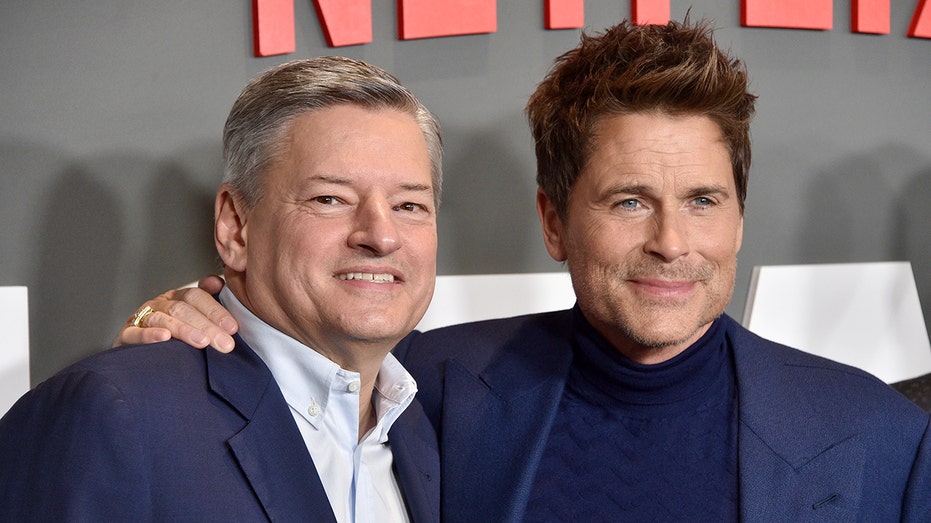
{"left": 574, "top": 219, "right": 641, "bottom": 264}
{"left": 407, "top": 224, "right": 438, "bottom": 258}
{"left": 695, "top": 216, "right": 742, "bottom": 260}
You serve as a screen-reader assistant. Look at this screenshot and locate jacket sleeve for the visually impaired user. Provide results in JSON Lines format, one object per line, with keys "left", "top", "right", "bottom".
{"left": 0, "top": 369, "right": 150, "bottom": 522}
{"left": 902, "top": 415, "right": 931, "bottom": 522}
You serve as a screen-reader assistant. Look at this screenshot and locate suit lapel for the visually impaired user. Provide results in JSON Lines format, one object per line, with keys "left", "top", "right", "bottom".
{"left": 207, "top": 338, "right": 337, "bottom": 523}
{"left": 729, "top": 321, "right": 864, "bottom": 521}
{"left": 440, "top": 313, "right": 575, "bottom": 523}
{"left": 389, "top": 400, "right": 441, "bottom": 523}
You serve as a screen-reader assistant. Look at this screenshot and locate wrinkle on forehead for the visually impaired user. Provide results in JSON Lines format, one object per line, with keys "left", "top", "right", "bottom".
{"left": 585, "top": 114, "right": 732, "bottom": 184}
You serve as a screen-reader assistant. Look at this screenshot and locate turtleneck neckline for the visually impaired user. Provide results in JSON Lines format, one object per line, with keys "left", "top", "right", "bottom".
{"left": 569, "top": 307, "right": 730, "bottom": 415}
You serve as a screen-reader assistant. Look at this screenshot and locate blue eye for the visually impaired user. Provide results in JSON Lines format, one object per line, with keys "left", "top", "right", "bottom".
{"left": 694, "top": 196, "right": 713, "bottom": 207}
{"left": 618, "top": 199, "right": 639, "bottom": 209}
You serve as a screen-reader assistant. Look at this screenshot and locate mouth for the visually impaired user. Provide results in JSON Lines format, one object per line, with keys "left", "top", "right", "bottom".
{"left": 337, "top": 272, "right": 397, "bottom": 283}
{"left": 628, "top": 278, "right": 697, "bottom": 297}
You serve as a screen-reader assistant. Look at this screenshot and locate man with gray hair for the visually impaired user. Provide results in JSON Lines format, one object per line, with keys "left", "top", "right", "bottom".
{"left": 0, "top": 57, "right": 441, "bottom": 522}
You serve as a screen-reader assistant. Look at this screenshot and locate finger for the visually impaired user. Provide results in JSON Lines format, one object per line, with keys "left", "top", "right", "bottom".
{"left": 197, "top": 275, "right": 225, "bottom": 295}
{"left": 145, "top": 307, "right": 235, "bottom": 353}
{"left": 170, "top": 287, "right": 239, "bottom": 336}
{"left": 112, "top": 326, "right": 171, "bottom": 348}
{"left": 143, "top": 306, "right": 216, "bottom": 349}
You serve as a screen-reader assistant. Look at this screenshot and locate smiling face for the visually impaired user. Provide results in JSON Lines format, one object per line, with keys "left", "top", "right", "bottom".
{"left": 538, "top": 112, "right": 744, "bottom": 364}
{"left": 216, "top": 104, "right": 437, "bottom": 367}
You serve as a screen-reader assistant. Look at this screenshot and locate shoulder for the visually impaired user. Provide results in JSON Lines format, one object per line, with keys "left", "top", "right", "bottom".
{"left": 3, "top": 340, "right": 210, "bottom": 428}
{"left": 396, "top": 309, "right": 574, "bottom": 370}
{"left": 394, "top": 310, "right": 575, "bottom": 427}
{"left": 726, "top": 316, "right": 929, "bottom": 433}
{"left": 892, "top": 373, "right": 931, "bottom": 412}
{"left": 727, "top": 316, "right": 901, "bottom": 391}
{"left": 62, "top": 339, "right": 209, "bottom": 391}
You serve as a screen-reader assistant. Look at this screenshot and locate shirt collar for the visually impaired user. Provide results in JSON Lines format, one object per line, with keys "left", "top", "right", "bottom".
{"left": 219, "top": 286, "right": 417, "bottom": 441}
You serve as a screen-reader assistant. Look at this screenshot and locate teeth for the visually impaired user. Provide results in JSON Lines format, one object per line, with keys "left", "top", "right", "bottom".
{"left": 338, "top": 272, "right": 395, "bottom": 283}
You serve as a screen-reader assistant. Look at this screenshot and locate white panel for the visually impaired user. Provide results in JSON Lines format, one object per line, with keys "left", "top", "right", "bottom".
{"left": 743, "top": 262, "right": 931, "bottom": 383}
{"left": 0, "top": 287, "right": 30, "bottom": 416}
{"left": 416, "top": 272, "right": 576, "bottom": 331}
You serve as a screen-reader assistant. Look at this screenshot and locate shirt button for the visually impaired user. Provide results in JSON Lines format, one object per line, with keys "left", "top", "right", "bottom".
{"left": 307, "top": 402, "right": 322, "bottom": 417}
{"left": 347, "top": 381, "right": 361, "bottom": 393}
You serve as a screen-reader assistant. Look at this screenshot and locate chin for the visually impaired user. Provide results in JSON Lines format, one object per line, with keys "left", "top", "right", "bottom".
{"left": 618, "top": 307, "right": 711, "bottom": 348}
{"left": 346, "top": 318, "right": 413, "bottom": 344}
{"left": 625, "top": 328, "right": 701, "bottom": 350}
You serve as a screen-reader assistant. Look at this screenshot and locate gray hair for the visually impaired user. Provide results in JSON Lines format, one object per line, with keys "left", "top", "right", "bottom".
{"left": 222, "top": 56, "right": 443, "bottom": 208}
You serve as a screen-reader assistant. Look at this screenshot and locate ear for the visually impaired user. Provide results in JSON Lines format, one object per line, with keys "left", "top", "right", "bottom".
{"left": 215, "top": 184, "right": 249, "bottom": 273}
{"left": 536, "top": 188, "right": 568, "bottom": 262}
{"left": 735, "top": 213, "right": 744, "bottom": 253}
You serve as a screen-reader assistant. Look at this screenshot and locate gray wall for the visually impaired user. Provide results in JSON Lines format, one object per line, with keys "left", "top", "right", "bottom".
{"left": 2, "top": 1, "right": 929, "bottom": 384}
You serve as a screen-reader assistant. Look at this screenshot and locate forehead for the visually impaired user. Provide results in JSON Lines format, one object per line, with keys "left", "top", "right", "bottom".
{"left": 584, "top": 112, "right": 733, "bottom": 187}
{"left": 278, "top": 105, "right": 432, "bottom": 187}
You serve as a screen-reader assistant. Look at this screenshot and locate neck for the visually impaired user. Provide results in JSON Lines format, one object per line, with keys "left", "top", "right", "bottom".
{"left": 358, "top": 387, "right": 377, "bottom": 442}
{"left": 222, "top": 276, "right": 390, "bottom": 442}
{"left": 589, "top": 318, "right": 715, "bottom": 365}
{"left": 321, "top": 345, "right": 387, "bottom": 442}
{"left": 619, "top": 344, "right": 693, "bottom": 365}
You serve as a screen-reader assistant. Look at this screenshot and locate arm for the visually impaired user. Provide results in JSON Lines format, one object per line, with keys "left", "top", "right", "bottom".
{"left": 0, "top": 370, "right": 150, "bottom": 520}
{"left": 902, "top": 415, "right": 931, "bottom": 521}
{"left": 114, "top": 275, "right": 238, "bottom": 352}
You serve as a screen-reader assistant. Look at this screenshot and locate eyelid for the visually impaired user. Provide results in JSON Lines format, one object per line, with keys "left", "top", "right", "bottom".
{"left": 396, "top": 201, "right": 431, "bottom": 213}
{"left": 611, "top": 197, "right": 644, "bottom": 211}
{"left": 313, "top": 195, "right": 342, "bottom": 204}
{"left": 691, "top": 192, "right": 725, "bottom": 207}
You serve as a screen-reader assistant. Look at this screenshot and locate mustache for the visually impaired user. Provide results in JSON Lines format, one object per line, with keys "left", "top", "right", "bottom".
{"left": 620, "top": 261, "right": 715, "bottom": 281}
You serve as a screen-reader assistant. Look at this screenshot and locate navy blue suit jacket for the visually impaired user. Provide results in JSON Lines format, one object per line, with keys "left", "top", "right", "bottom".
{"left": 0, "top": 337, "right": 439, "bottom": 522}
{"left": 395, "top": 310, "right": 931, "bottom": 522}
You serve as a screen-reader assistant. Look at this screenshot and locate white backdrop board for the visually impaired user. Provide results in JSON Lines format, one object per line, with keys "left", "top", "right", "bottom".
{"left": 0, "top": 287, "right": 30, "bottom": 415}
{"left": 742, "top": 262, "right": 931, "bottom": 383}
{"left": 416, "top": 272, "right": 576, "bottom": 332}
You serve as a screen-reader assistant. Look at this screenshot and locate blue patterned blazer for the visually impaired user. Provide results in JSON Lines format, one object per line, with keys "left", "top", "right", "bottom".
{"left": 395, "top": 310, "right": 931, "bottom": 522}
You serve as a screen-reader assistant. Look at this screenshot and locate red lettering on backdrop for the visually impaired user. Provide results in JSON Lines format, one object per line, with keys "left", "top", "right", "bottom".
{"left": 631, "top": 0, "right": 670, "bottom": 26}
{"left": 313, "top": 0, "right": 372, "bottom": 47}
{"left": 545, "top": 0, "right": 584, "bottom": 29}
{"left": 741, "top": 0, "right": 832, "bottom": 30}
{"left": 398, "top": 0, "right": 497, "bottom": 40}
{"left": 253, "top": 0, "right": 295, "bottom": 57}
{"left": 909, "top": 0, "right": 931, "bottom": 38}
{"left": 253, "top": 0, "right": 931, "bottom": 55}
{"left": 852, "top": 0, "right": 889, "bottom": 34}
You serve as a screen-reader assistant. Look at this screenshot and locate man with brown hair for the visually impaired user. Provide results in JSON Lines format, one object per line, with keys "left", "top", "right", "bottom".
{"left": 118, "top": 20, "right": 930, "bottom": 521}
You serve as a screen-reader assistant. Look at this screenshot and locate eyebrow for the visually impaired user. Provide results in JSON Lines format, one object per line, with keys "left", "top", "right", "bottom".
{"left": 683, "top": 184, "right": 732, "bottom": 200}
{"left": 599, "top": 182, "right": 732, "bottom": 201}
{"left": 398, "top": 182, "right": 433, "bottom": 194}
{"left": 305, "top": 174, "right": 352, "bottom": 186}
{"left": 597, "top": 183, "right": 653, "bottom": 203}
{"left": 303, "top": 175, "right": 433, "bottom": 195}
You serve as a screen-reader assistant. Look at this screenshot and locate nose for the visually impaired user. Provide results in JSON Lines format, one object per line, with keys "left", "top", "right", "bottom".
{"left": 348, "top": 197, "right": 402, "bottom": 256}
{"left": 643, "top": 209, "right": 689, "bottom": 262}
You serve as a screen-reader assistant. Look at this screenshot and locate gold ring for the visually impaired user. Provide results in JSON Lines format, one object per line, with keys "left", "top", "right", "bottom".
{"left": 131, "top": 305, "right": 155, "bottom": 328}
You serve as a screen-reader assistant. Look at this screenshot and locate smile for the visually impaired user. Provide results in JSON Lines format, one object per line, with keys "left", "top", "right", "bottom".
{"left": 629, "top": 278, "right": 696, "bottom": 297}
{"left": 338, "top": 272, "right": 396, "bottom": 283}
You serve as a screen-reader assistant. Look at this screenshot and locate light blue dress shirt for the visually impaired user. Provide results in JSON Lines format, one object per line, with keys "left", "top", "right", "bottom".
{"left": 219, "top": 286, "right": 417, "bottom": 523}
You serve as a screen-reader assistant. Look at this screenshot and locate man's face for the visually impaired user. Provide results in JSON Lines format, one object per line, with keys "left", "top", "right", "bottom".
{"left": 538, "top": 113, "right": 743, "bottom": 364}
{"left": 222, "top": 105, "right": 437, "bottom": 364}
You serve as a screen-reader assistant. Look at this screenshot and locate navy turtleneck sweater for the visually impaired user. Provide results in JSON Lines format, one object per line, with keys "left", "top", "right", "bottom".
{"left": 523, "top": 310, "right": 739, "bottom": 521}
